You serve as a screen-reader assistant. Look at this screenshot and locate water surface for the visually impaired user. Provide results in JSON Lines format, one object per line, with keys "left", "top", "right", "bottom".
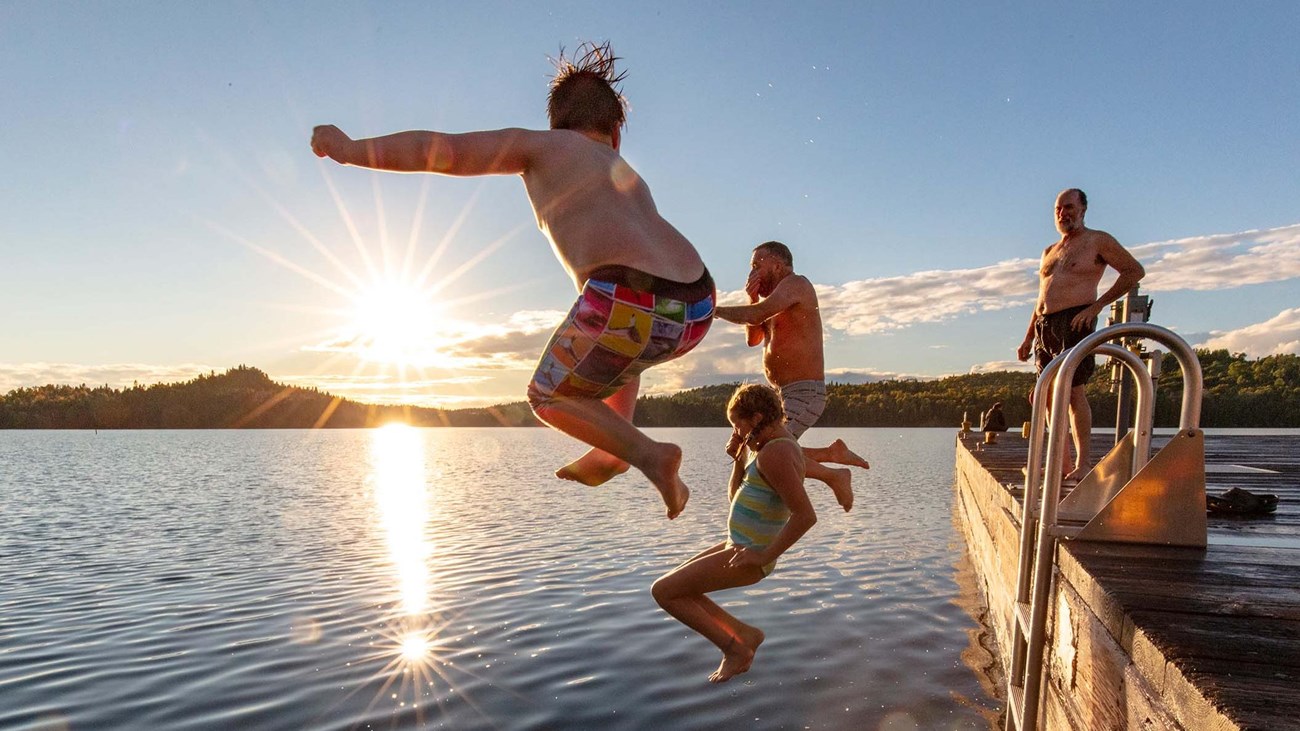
{"left": 1, "top": 427, "right": 999, "bottom": 730}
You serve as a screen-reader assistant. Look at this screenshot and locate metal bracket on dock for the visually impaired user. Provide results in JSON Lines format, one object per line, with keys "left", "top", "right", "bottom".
{"left": 1056, "top": 430, "right": 1137, "bottom": 524}
{"left": 1072, "top": 428, "right": 1207, "bottom": 547}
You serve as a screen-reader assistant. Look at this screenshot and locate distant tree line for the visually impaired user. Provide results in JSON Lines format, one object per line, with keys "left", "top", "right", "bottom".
{"left": 2, "top": 350, "right": 1297, "bottom": 429}
{"left": 636, "top": 350, "right": 1300, "bottom": 429}
{"left": 0, "top": 366, "right": 536, "bottom": 429}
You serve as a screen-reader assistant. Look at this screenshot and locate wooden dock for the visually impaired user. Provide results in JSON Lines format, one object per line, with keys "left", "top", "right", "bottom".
{"left": 955, "top": 431, "right": 1300, "bottom": 730}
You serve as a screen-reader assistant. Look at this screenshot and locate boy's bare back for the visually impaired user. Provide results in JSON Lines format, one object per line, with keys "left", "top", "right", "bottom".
{"left": 310, "top": 42, "right": 714, "bottom": 519}
{"left": 515, "top": 129, "right": 704, "bottom": 289}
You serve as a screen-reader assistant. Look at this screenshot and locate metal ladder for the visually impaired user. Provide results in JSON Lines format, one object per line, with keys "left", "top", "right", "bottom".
{"left": 1005, "top": 322, "right": 1206, "bottom": 731}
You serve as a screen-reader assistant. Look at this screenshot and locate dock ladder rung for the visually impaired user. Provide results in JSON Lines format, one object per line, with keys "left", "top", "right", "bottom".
{"left": 1050, "top": 524, "right": 1083, "bottom": 539}
{"left": 1015, "top": 601, "right": 1032, "bottom": 635}
{"left": 1008, "top": 684, "right": 1025, "bottom": 730}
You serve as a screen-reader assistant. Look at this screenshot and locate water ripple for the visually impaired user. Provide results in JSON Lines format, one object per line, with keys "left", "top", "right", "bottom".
{"left": 1, "top": 427, "right": 998, "bottom": 729}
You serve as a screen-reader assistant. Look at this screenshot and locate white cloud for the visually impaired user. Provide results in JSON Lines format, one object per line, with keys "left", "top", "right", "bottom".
{"left": 1134, "top": 224, "right": 1300, "bottom": 292}
{"left": 792, "top": 222, "right": 1300, "bottom": 338}
{"left": 301, "top": 308, "right": 565, "bottom": 372}
{"left": 1196, "top": 307, "right": 1300, "bottom": 357}
{"left": 819, "top": 261, "right": 1038, "bottom": 336}
{"left": 826, "top": 367, "right": 927, "bottom": 384}
{"left": 968, "top": 360, "right": 1035, "bottom": 374}
{"left": 0, "top": 362, "right": 220, "bottom": 393}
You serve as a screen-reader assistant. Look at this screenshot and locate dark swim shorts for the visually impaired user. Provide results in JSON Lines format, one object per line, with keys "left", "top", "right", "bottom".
{"left": 1034, "top": 303, "right": 1096, "bottom": 387}
{"left": 527, "top": 265, "right": 715, "bottom": 408}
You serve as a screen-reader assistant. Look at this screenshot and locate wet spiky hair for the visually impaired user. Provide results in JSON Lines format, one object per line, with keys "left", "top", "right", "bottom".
{"left": 547, "top": 41, "right": 628, "bottom": 135}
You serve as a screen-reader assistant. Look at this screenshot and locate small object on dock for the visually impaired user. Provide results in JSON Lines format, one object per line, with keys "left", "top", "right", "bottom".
{"left": 960, "top": 411, "right": 972, "bottom": 437}
{"left": 1020, "top": 421, "right": 1030, "bottom": 439}
{"left": 1206, "top": 487, "right": 1279, "bottom": 516}
{"left": 984, "top": 430, "right": 997, "bottom": 445}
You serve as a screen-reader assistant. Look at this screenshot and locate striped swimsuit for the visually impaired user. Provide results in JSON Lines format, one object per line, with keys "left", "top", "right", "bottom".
{"left": 727, "top": 437, "right": 798, "bottom": 576}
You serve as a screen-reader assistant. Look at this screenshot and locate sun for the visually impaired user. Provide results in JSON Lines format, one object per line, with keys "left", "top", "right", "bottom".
{"left": 348, "top": 281, "right": 446, "bottom": 366}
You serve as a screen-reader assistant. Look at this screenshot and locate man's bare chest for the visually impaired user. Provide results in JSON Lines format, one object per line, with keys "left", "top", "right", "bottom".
{"left": 1042, "top": 241, "right": 1103, "bottom": 277}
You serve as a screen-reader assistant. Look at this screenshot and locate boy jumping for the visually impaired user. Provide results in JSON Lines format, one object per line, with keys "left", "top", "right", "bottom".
{"left": 311, "top": 43, "right": 714, "bottom": 518}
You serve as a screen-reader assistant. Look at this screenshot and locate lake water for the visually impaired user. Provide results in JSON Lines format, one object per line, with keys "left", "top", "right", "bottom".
{"left": 1, "top": 427, "right": 1001, "bottom": 730}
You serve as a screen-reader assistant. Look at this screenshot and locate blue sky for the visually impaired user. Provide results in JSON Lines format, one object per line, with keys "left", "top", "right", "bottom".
{"left": 4, "top": 2, "right": 1299, "bottom": 408}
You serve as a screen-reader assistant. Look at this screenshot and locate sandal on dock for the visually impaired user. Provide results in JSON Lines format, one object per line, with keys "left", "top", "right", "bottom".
{"left": 1206, "top": 487, "right": 1279, "bottom": 516}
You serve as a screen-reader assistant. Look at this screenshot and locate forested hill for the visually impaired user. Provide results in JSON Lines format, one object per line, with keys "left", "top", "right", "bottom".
{"left": 0, "top": 366, "right": 537, "bottom": 429}
{"left": 2, "top": 350, "right": 1298, "bottom": 429}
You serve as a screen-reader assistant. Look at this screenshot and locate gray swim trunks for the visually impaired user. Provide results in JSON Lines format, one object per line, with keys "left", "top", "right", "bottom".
{"left": 777, "top": 380, "right": 826, "bottom": 439}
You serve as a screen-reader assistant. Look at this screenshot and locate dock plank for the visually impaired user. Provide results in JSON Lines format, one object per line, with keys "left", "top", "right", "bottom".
{"left": 959, "top": 431, "right": 1300, "bottom": 730}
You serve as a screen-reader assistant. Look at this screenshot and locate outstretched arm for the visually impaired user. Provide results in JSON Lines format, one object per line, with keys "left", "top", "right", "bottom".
{"left": 311, "top": 125, "right": 538, "bottom": 176}
{"left": 1070, "top": 235, "right": 1146, "bottom": 330}
{"left": 715, "top": 275, "right": 807, "bottom": 328}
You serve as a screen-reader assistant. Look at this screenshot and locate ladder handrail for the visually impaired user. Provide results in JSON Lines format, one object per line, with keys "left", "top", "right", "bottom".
{"left": 1066, "top": 322, "right": 1203, "bottom": 432}
{"left": 1010, "top": 343, "right": 1155, "bottom": 726}
{"left": 1009, "top": 322, "right": 1202, "bottom": 731}
{"left": 1045, "top": 324, "right": 1201, "bottom": 508}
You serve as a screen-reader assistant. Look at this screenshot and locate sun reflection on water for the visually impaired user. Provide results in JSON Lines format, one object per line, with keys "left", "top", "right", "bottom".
{"left": 364, "top": 423, "right": 445, "bottom": 722}
{"left": 350, "top": 423, "right": 499, "bottom": 728}
{"left": 372, "top": 422, "right": 431, "bottom": 615}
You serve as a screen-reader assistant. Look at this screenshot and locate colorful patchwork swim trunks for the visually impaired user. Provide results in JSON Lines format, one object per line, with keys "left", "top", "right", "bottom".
{"left": 527, "top": 266, "right": 715, "bottom": 408}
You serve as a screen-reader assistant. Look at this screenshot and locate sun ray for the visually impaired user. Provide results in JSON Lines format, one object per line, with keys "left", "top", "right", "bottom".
{"left": 400, "top": 173, "right": 439, "bottom": 285}
{"left": 424, "top": 223, "right": 530, "bottom": 299}
{"left": 311, "top": 396, "right": 344, "bottom": 429}
{"left": 212, "top": 149, "right": 369, "bottom": 291}
{"left": 231, "top": 386, "right": 297, "bottom": 427}
{"left": 372, "top": 174, "right": 395, "bottom": 280}
{"left": 412, "top": 185, "right": 493, "bottom": 291}
{"left": 316, "top": 157, "right": 382, "bottom": 283}
{"left": 432, "top": 278, "right": 539, "bottom": 310}
{"left": 200, "top": 121, "right": 545, "bottom": 416}
{"left": 251, "top": 301, "right": 355, "bottom": 318}
{"left": 410, "top": 183, "right": 485, "bottom": 290}
{"left": 203, "top": 218, "right": 355, "bottom": 298}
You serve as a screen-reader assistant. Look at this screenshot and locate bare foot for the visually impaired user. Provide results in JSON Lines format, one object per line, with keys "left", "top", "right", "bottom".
{"left": 709, "top": 636, "right": 757, "bottom": 683}
{"left": 1063, "top": 465, "right": 1089, "bottom": 484}
{"left": 555, "top": 448, "right": 630, "bottom": 486}
{"left": 825, "top": 467, "right": 854, "bottom": 512}
{"left": 827, "top": 439, "right": 870, "bottom": 470}
{"left": 643, "top": 442, "right": 689, "bottom": 519}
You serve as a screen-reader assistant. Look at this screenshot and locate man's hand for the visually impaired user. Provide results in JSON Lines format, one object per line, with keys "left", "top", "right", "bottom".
{"left": 1070, "top": 303, "right": 1101, "bottom": 331}
{"left": 744, "top": 270, "right": 764, "bottom": 301}
{"left": 311, "top": 125, "right": 352, "bottom": 161}
{"left": 1017, "top": 339, "right": 1033, "bottom": 362}
{"left": 742, "top": 271, "right": 766, "bottom": 346}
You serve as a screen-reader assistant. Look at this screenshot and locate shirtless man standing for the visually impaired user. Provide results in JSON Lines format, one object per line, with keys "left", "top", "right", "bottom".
{"left": 311, "top": 43, "right": 713, "bottom": 518}
{"left": 714, "top": 241, "right": 869, "bottom": 510}
{"left": 1017, "top": 189, "right": 1145, "bottom": 482}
